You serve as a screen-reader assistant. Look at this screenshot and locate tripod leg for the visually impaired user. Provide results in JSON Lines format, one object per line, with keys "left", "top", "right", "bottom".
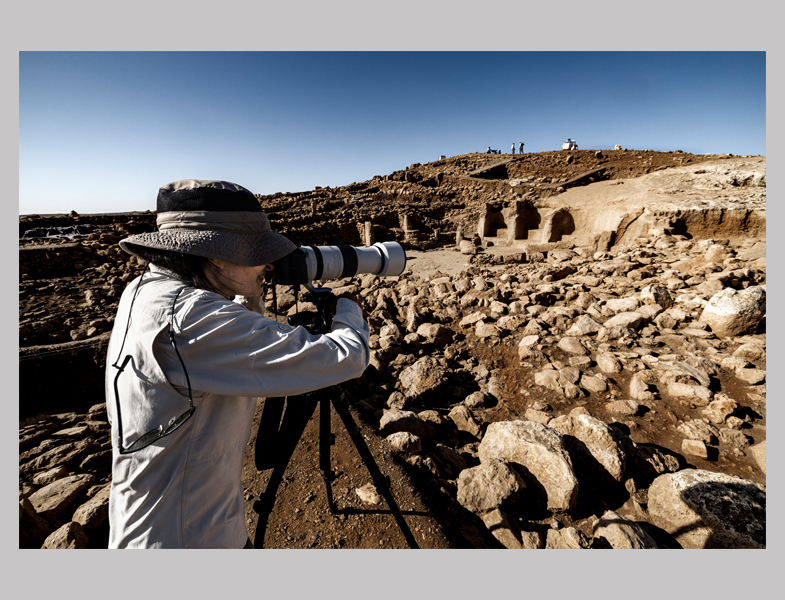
{"left": 319, "top": 397, "right": 337, "bottom": 513}
{"left": 255, "top": 396, "right": 285, "bottom": 471}
{"left": 331, "top": 394, "right": 420, "bottom": 549}
{"left": 252, "top": 394, "right": 318, "bottom": 548}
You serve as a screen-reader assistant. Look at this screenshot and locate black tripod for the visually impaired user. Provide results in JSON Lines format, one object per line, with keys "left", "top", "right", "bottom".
{"left": 251, "top": 289, "right": 419, "bottom": 549}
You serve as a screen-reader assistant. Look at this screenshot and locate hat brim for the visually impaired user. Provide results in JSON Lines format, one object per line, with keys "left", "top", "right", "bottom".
{"left": 120, "top": 229, "right": 297, "bottom": 267}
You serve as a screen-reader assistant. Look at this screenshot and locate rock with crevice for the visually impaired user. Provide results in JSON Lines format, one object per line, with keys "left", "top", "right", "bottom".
{"left": 478, "top": 420, "right": 578, "bottom": 511}
{"left": 648, "top": 469, "right": 765, "bottom": 549}
{"left": 592, "top": 510, "right": 658, "bottom": 549}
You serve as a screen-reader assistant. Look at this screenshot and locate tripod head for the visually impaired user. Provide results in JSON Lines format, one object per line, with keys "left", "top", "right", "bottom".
{"left": 286, "top": 287, "right": 335, "bottom": 335}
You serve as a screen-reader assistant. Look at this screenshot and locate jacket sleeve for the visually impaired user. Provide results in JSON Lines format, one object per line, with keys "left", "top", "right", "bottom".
{"left": 157, "top": 293, "right": 370, "bottom": 398}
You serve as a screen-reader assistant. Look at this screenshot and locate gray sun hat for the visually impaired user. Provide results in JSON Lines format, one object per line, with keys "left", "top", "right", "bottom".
{"left": 119, "top": 179, "right": 297, "bottom": 266}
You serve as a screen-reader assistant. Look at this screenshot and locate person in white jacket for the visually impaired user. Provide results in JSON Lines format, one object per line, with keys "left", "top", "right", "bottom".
{"left": 105, "top": 179, "right": 370, "bottom": 549}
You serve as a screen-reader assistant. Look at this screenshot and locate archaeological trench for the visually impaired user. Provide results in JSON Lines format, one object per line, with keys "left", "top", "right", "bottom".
{"left": 19, "top": 149, "right": 766, "bottom": 549}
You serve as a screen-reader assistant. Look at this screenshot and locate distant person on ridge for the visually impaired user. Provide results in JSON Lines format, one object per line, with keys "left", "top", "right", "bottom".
{"left": 519, "top": 141, "right": 524, "bottom": 153}
{"left": 511, "top": 143, "right": 515, "bottom": 155}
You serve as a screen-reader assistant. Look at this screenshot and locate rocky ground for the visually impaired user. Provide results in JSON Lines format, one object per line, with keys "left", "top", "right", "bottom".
{"left": 18, "top": 149, "right": 766, "bottom": 549}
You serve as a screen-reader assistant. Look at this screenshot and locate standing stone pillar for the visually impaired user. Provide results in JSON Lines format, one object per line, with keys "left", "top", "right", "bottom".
{"left": 402, "top": 214, "right": 411, "bottom": 232}
{"left": 364, "top": 221, "right": 374, "bottom": 247}
{"left": 311, "top": 199, "right": 316, "bottom": 216}
{"left": 456, "top": 230, "right": 464, "bottom": 247}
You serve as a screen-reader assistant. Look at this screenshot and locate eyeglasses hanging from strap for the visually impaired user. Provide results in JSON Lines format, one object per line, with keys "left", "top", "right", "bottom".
{"left": 111, "top": 268, "right": 195, "bottom": 454}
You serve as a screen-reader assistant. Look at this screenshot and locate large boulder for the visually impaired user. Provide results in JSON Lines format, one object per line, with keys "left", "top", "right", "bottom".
{"left": 700, "top": 286, "right": 765, "bottom": 337}
{"left": 647, "top": 469, "right": 766, "bottom": 549}
{"left": 548, "top": 413, "right": 627, "bottom": 483}
{"left": 456, "top": 459, "right": 526, "bottom": 515}
{"left": 478, "top": 421, "right": 578, "bottom": 511}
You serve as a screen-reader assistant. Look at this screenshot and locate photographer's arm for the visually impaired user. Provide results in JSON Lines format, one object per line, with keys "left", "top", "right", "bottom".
{"left": 158, "top": 291, "right": 370, "bottom": 398}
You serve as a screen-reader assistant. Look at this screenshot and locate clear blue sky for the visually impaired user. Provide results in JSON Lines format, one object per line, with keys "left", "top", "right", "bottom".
{"left": 19, "top": 51, "right": 766, "bottom": 215}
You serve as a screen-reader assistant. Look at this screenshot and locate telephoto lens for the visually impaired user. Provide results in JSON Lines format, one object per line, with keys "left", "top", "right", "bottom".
{"left": 274, "top": 241, "right": 406, "bottom": 286}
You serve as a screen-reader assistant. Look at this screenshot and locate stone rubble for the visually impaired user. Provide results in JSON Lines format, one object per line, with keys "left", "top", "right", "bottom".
{"left": 19, "top": 151, "right": 766, "bottom": 549}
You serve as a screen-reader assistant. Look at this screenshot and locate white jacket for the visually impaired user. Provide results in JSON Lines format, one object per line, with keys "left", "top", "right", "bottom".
{"left": 105, "top": 265, "right": 370, "bottom": 548}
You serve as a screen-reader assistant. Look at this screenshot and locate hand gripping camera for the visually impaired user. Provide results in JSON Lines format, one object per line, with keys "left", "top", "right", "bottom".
{"left": 270, "top": 241, "right": 407, "bottom": 331}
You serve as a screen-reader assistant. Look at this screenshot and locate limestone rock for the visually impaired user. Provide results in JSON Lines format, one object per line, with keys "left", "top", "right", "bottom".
{"left": 379, "top": 410, "right": 435, "bottom": 441}
{"left": 385, "top": 431, "right": 423, "bottom": 454}
{"left": 20, "top": 439, "right": 94, "bottom": 476}
{"left": 28, "top": 473, "right": 95, "bottom": 523}
{"left": 524, "top": 409, "right": 552, "bottom": 425}
{"left": 356, "top": 483, "right": 383, "bottom": 505}
{"left": 748, "top": 440, "right": 766, "bottom": 474}
{"left": 631, "top": 443, "right": 681, "bottom": 479}
{"left": 545, "top": 527, "right": 590, "bottom": 549}
{"left": 593, "top": 510, "right": 658, "bottom": 549}
{"left": 456, "top": 459, "right": 526, "bottom": 515}
{"left": 629, "top": 373, "right": 655, "bottom": 401}
{"left": 564, "top": 315, "right": 603, "bottom": 336}
{"left": 640, "top": 284, "right": 673, "bottom": 309}
{"left": 520, "top": 529, "right": 545, "bottom": 549}
{"left": 431, "top": 444, "right": 468, "bottom": 479}
{"left": 460, "top": 311, "right": 486, "bottom": 328}
{"left": 72, "top": 483, "right": 111, "bottom": 529}
{"left": 580, "top": 374, "right": 607, "bottom": 393}
{"left": 604, "top": 297, "right": 641, "bottom": 316}
{"left": 465, "top": 391, "right": 493, "bottom": 409}
{"left": 478, "top": 421, "right": 578, "bottom": 511}
{"left": 534, "top": 369, "right": 561, "bottom": 391}
{"left": 596, "top": 352, "right": 622, "bottom": 374}
{"left": 41, "top": 521, "right": 89, "bottom": 549}
{"left": 32, "top": 466, "right": 69, "bottom": 487}
{"left": 735, "top": 368, "right": 766, "bottom": 385}
{"left": 701, "top": 397, "right": 738, "bottom": 424}
{"left": 558, "top": 337, "right": 588, "bottom": 355}
{"left": 681, "top": 439, "right": 708, "bottom": 458}
{"left": 700, "top": 286, "right": 765, "bottom": 337}
{"left": 398, "top": 357, "right": 447, "bottom": 398}
{"left": 677, "top": 420, "right": 719, "bottom": 445}
{"left": 603, "top": 312, "right": 645, "bottom": 330}
{"left": 667, "top": 383, "right": 713, "bottom": 406}
{"left": 648, "top": 469, "right": 766, "bottom": 549}
{"left": 416, "top": 322, "right": 453, "bottom": 345}
{"left": 482, "top": 508, "right": 523, "bottom": 549}
{"left": 448, "top": 405, "right": 482, "bottom": 437}
{"left": 19, "top": 497, "right": 50, "bottom": 548}
{"left": 604, "top": 400, "right": 640, "bottom": 416}
{"left": 733, "top": 343, "right": 765, "bottom": 362}
{"left": 475, "top": 321, "right": 500, "bottom": 339}
{"left": 549, "top": 413, "right": 627, "bottom": 482}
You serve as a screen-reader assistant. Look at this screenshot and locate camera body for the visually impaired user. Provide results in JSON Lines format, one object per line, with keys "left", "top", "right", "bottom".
{"left": 273, "top": 241, "right": 407, "bottom": 286}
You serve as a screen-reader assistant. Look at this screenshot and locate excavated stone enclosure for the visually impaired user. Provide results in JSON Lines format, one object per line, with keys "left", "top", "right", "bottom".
{"left": 477, "top": 157, "right": 766, "bottom": 250}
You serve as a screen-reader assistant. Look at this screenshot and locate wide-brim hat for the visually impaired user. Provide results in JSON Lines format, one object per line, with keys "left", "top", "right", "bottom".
{"left": 119, "top": 179, "right": 297, "bottom": 266}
